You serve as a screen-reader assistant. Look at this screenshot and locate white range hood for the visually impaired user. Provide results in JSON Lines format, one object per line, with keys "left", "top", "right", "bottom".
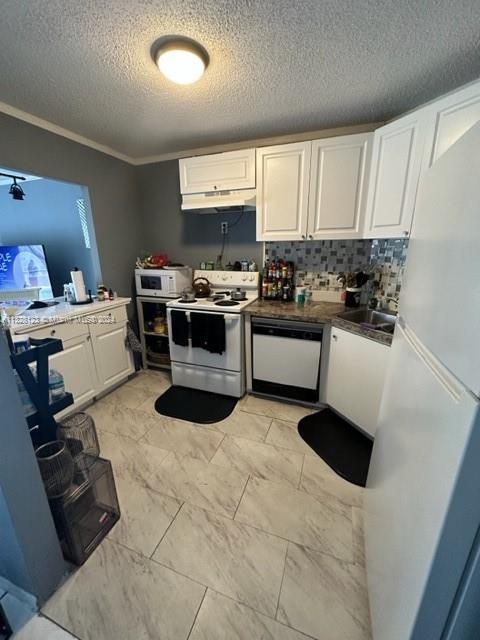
{"left": 181, "top": 188, "right": 256, "bottom": 213}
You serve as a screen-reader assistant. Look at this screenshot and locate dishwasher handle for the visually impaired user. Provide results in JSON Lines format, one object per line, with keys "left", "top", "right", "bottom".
{"left": 252, "top": 322, "right": 322, "bottom": 342}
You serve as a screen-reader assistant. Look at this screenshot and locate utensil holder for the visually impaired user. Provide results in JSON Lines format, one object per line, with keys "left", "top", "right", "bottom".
{"left": 345, "top": 287, "right": 362, "bottom": 308}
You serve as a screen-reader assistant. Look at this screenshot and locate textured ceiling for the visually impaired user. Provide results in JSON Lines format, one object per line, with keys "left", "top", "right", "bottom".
{"left": 0, "top": 0, "right": 479, "bottom": 161}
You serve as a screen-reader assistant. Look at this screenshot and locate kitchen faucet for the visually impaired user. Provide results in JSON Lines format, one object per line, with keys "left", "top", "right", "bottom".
{"left": 384, "top": 296, "right": 399, "bottom": 311}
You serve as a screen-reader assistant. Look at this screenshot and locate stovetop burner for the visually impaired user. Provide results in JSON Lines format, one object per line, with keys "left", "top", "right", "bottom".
{"left": 207, "top": 294, "right": 226, "bottom": 301}
{"left": 177, "top": 298, "right": 197, "bottom": 304}
{"left": 215, "top": 291, "right": 230, "bottom": 296}
{"left": 215, "top": 300, "right": 240, "bottom": 307}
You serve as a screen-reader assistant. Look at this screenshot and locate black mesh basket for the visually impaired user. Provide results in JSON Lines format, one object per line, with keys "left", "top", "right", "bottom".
{"left": 58, "top": 412, "right": 100, "bottom": 472}
{"left": 35, "top": 440, "right": 74, "bottom": 499}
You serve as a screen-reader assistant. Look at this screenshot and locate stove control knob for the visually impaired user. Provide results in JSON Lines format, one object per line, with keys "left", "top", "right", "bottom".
{"left": 241, "top": 274, "right": 248, "bottom": 281}
{"left": 222, "top": 274, "right": 228, "bottom": 281}
{"left": 249, "top": 274, "right": 255, "bottom": 281}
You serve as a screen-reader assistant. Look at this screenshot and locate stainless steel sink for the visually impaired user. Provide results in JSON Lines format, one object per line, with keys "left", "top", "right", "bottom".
{"left": 337, "top": 308, "right": 397, "bottom": 334}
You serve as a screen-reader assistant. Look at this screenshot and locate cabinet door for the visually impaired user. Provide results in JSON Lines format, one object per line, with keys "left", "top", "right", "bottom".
{"left": 422, "top": 80, "right": 480, "bottom": 171}
{"left": 307, "top": 133, "right": 372, "bottom": 239}
{"left": 49, "top": 334, "right": 98, "bottom": 411}
{"left": 326, "top": 328, "right": 389, "bottom": 437}
{"left": 179, "top": 149, "right": 255, "bottom": 194}
{"left": 256, "top": 141, "right": 311, "bottom": 241}
{"left": 364, "top": 110, "right": 429, "bottom": 238}
{"left": 90, "top": 323, "right": 134, "bottom": 392}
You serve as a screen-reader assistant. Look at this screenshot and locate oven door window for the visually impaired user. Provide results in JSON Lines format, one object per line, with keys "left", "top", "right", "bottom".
{"left": 141, "top": 275, "right": 163, "bottom": 291}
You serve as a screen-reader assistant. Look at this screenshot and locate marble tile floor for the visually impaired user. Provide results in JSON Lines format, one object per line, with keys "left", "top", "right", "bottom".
{"left": 13, "top": 615, "right": 77, "bottom": 640}
{"left": 41, "top": 369, "right": 371, "bottom": 640}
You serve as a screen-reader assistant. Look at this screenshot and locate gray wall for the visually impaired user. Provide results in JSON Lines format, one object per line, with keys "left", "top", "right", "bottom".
{"left": 136, "top": 160, "right": 262, "bottom": 269}
{"left": 0, "top": 178, "right": 99, "bottom": 297}
{"left": 0, "top": 114, "right": 262, "bottom": 296}
{"left": 0, "top": 113, "right": 142, "bottom": 307}
{"left": 0, "top": 335, "right": 65, "bottom": 602}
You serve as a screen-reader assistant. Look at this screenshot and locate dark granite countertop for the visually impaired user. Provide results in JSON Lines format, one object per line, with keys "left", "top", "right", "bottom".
{"left": 244, "top": 299, "right": 393, "bottom": 346}
{"left": 244, "top": 299, "right": 345, "bottom": 323}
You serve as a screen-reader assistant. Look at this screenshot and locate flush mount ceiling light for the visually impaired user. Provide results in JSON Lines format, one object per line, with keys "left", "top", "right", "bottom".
{"left": 153, "top": 38, "right": 209, "bottom": 85}
{"left": 0, "top": 172, "right": 26, "bottom": 200}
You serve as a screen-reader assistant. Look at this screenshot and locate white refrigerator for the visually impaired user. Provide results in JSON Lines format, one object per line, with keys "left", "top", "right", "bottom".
{"left": 365, "top": 121, "right": 480, "bottom": 640}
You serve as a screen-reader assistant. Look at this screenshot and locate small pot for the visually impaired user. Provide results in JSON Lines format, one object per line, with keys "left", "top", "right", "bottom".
{"left": 153, "top": 316, "right": 167, "bottom": 334}
{"left": 230, "top": 287, "right": 247, "bottom": 301}
{"left": 192, "top": 277, "right": 211, "bottom": 298}
{"left": 181, "top": 287, "right": 196, "bottom": 302}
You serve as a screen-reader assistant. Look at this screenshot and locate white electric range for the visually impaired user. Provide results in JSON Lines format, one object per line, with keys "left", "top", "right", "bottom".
{"left": 167, "top": 270, "right": 259, "bottom": 397}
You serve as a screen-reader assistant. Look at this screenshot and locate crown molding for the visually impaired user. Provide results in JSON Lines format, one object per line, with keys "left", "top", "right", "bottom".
{"left": 0, "top": 101, "right": 132, "bottom": 164}
{"left": 131, "top": 121, "right": 383, "bottom": 165}
{"left": 0, "top": 100, "right": 383, "bottom": 167}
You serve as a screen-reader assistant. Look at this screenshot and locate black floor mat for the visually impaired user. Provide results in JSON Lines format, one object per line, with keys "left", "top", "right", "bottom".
{"left": 155, "top": 385, "right": 237, "bottom": 424}
{"left": 298, "top": 408, "right": 373, "bottom": 487}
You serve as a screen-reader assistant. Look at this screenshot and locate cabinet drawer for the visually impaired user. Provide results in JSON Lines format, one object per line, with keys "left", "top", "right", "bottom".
{"left": 88, "top": 305, "right": 128, "bottom": 336}
{"left": 26, "top": 321, "right": 88, "bottom": 342}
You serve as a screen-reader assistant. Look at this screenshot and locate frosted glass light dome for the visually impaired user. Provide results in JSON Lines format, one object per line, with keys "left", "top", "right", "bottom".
{"left": 156, "top": 40, "right": 208, "bottom": 85}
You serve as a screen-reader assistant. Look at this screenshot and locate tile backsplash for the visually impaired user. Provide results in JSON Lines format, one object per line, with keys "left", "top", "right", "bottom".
{"left": 265, "top": 238, "right": 409, "bottom": 303}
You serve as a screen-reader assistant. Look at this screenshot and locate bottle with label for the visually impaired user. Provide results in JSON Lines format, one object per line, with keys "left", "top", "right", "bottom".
{"left": 49, "top": 369, "right": 65, "bottom": 402}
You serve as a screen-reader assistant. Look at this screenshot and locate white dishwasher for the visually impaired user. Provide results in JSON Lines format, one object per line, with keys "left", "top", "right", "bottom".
{"left": 251, "top": 316, "right": 323, "bottom": 403}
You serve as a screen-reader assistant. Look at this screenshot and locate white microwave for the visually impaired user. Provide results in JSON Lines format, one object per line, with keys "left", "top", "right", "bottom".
{"left": 135, "top": 267, "right": 192, "bottom": 298}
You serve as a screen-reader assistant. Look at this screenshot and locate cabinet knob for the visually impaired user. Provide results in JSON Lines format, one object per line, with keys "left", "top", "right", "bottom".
{"left": 87, "top": 335, "right": 91, "bottom": 341}
{"left": 403, "top": 230, "right": 409, "bottom": 236}
{"left": 50, "top": 329, "right": 56, "bottom": 336}
{"left": 308, "top": 234, "right": 313, "bottom": 240}
{"left": 332, "top": 334, "right": 338, "bottom": 341}
{"left": 301, "top": 235, "right": 306, "bottom": 240}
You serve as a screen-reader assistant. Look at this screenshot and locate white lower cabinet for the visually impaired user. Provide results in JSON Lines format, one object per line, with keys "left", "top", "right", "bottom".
{"left": 51, "top": 334, "right": 98, "bottom": 419}
{"left": 24, "top": 302, "right": 134, "bottom": 413}
{"left": 326, "top": 327, "right": 390, "bottom": 437}
{"left": 90, "top": 322, "right": 133, "bottom": 392}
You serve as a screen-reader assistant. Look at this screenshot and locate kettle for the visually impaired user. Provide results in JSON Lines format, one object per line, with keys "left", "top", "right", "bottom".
{"left": 192, "top": 277, "right": 211, "bottom": 298}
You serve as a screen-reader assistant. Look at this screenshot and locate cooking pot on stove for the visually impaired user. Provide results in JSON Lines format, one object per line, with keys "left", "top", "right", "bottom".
{"left": 192, "top": 277, "right": 211, "bottom": 298}
{"left": 230, "top": 287, "right": 247, "bottom": 301}
{"left": 180, "top": 287, "right": 196, "bottom": 302}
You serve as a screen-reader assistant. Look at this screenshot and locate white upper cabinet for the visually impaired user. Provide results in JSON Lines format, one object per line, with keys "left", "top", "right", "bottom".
{"left": 179, "top": 148, "right": 255, "bottom": 194}
{"left": 422, "top": 80, "right": 480, "bottom": 171}
{"left": 256, "top": 141, "right": 311, "bottom": 241}
{"left": 307, "top": 133, "right": 372, "bottom": 239}
{"left": 364, "top": 109, "right": 429, "bottom": 239}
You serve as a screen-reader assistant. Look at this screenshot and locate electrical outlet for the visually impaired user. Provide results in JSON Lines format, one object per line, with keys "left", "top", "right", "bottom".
{"left": 221, "top": 221, "right": 228, "bottom": 234}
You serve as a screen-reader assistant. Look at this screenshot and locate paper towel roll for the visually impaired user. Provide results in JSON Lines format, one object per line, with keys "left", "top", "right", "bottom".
{"left": 70, "top": 268, "right": 87, "bottom": 302}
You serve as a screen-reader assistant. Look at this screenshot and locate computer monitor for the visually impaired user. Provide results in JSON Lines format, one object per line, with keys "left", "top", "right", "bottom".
{"left": 0, "top": 244, "right": 54, "bottom": 301}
